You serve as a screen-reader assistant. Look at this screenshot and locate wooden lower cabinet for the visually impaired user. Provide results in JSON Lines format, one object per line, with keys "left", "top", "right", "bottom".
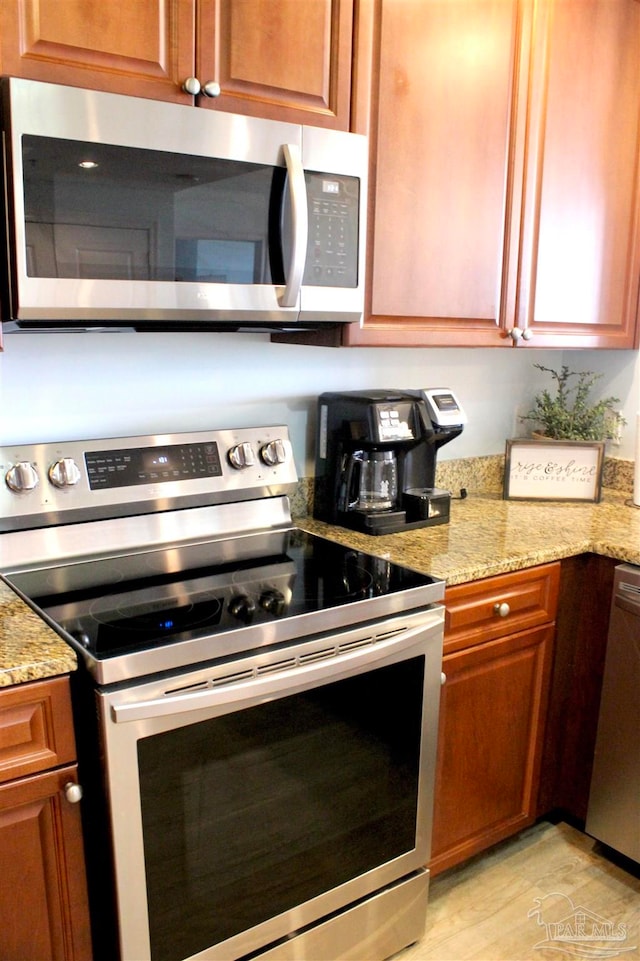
{"left": 430, "top": 564, "right": 559, "bottom": 876}
{"left": 0, "top": 677, "right": 91, "bottom": 961}
{"left": 538, "top": 554, "right": 618, "bottom": 823}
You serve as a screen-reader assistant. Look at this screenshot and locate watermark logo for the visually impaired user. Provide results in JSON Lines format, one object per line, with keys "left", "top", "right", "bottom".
{"left": 528, "top": 893, "right": 636, "bottom": 958}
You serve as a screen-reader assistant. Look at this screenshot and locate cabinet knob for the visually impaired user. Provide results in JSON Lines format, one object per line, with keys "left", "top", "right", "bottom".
{"left": 201, "top": 81, "right": 221, "bottom": 99}
{"left": 440, "top": 672, "right": 447, "bottom": 686}
{"left": 493, "top": 601, "right": 510, "bottom": 617}
{"left": 64, "top": 782, "right": 83, "bottom": 804}
{"left": 521, "top": 327, "right": 534, "bottom": 341}
{"left": 182, "top": 76, "right": 202, "bottom": 96}
{"left": 508, "top": 327, "right": 523, "bottom": 343}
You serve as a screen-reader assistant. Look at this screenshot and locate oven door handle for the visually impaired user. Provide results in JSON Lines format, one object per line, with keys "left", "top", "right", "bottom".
{"left": 109, "top": 619, "right": 441, "bottom": 724}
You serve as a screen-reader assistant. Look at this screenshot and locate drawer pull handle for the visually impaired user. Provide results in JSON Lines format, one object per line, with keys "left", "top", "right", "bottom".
{"left": 493, "top": 602, "right": 510, "bottom": 617}
{"left": 64, "top": 782, "right": 83, "bottom": 804}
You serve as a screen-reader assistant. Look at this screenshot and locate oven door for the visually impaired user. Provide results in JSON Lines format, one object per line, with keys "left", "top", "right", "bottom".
{"left": 97, "top": 607, "right": 443, "bottom": 961}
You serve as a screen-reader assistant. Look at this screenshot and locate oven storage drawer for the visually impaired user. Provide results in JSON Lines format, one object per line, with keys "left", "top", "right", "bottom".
{"left": 0, "top": 676, "right": 76, "bottom": 783}
{"left": 444, "top": 563, "right": 560, "bottom": 653}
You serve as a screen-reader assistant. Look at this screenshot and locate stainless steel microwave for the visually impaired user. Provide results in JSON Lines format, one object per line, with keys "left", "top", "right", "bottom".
{"left": 0, "top": 77, "right": 367, "bottom": 333}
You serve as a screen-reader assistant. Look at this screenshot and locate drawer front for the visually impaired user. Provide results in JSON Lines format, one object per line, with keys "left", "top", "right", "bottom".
{"left": 444, "top": 563, "right": 560, "bottom": 653}
{"left": 0, "top": 676, "right": 76, "bottom": 783}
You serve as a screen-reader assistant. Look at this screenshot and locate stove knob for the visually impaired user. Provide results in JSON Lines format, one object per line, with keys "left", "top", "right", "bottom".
{"left": 260, "top": 439, "right": 287, "bottom": 466}
{"left": 5, "top": 461, "right": 39, "bottom": 493}
{"left": 259, "top": 588, "right": 286, "bottom": 616}
{"left": 48, "top": 457, "right": 81, "bottom": 489}
{"left": 228, "top": 442, "right": 256, "bottom": 470}
{"left": 228, "top": 594, "right": 257, "bottom": 623}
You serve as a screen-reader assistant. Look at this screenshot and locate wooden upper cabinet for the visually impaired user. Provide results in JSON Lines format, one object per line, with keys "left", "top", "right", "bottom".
{"left": 346, "top": 0, "right": 640, "bottom": 348}
{"left": 0, "top": 0, "right": 355, "bottom": 128}
{"left": 347, "top": 0, "right": 530, "bottom": 347}
{"left": 197, "top": 0, "right": 354, "bottom": 128}
{"left": 517, "top": 0, "right": 640, "bottom": 348}
{"left": 0, "top": 0, "right": 196, "bottom": 103}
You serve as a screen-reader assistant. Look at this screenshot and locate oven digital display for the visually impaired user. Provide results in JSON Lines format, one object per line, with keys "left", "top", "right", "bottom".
{"left": 85, "top": 442, "right": 222, "bottom": 490}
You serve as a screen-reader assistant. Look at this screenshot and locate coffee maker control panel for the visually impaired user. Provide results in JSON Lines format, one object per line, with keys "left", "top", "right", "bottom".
{"left": 375, "top": 403, "right": 416, "bottom": 442}
{"left": 420, "top": 389, "right": 467, "bottom": 429}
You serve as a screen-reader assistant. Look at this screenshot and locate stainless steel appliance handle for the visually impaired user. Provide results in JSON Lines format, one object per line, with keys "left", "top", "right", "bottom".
{"left": 110, "top": 618, "right": 439, "bottom": 724}
{"left": 279, "top": 143, "right": 308, "bottom": 308}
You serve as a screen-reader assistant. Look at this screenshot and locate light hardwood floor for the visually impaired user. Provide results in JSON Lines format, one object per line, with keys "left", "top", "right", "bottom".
{"left": 396, "top": 820, "right": 640, "bottom": 960}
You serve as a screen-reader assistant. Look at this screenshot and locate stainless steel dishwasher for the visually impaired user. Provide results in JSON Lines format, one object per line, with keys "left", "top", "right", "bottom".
{"left": 586, "top": 563, "right": 640, "bottom": 863}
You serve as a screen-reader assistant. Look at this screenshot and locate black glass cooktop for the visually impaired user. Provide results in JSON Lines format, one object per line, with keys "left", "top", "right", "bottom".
{"left": 5, "top": 529, "right": 442, "bottom": 664}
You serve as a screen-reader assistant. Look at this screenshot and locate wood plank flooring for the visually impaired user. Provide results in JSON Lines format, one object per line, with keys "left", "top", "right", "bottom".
{"left": 395, "top": 820, "right": 640, "bottom": 960}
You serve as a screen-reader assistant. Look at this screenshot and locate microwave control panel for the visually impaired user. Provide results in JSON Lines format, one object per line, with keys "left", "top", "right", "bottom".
{"left": 304, "top": 172, "right": 359, "bottom": 288}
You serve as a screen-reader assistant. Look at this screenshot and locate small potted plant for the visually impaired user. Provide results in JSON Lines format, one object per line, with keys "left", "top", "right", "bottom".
{"left": 520, "top": 364, "right": 625, "bottom": 441}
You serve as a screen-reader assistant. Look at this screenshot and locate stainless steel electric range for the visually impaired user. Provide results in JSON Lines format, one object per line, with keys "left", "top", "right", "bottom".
{"left": 0, "top": 427, "right": 444, "bottom": 961}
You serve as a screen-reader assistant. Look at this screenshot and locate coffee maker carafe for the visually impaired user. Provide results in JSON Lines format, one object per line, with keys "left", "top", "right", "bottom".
{"left": 346, "top": 449, "right": 399, "bottom": 512}
{"left": 314, "top": 389, "right": 465, "bottom": 535}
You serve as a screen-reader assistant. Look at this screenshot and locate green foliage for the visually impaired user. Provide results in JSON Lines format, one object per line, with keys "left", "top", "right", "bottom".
{"left": 520, "top": 365, "right": 625, "bottom": 441}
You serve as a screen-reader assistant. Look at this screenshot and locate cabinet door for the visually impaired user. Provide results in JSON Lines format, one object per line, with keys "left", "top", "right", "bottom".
{"left": 0, "top": 675, "right": 76, "bottom": 783}
{"left": 430, "top": 624, "right": 554, "bottom": 876}
{"left": 0, "top": 766, "right": 92, "bottom": 961}
{"left": 347, "top": 0, "right": 640, "bottom": 350}
{"left": 346, "top": 0, "right": 533, "bottom": 347}
{"left": 196, "top": 0, "right": 354, "bottom": 128}
{"left": 515, "top": 0, "right": 640, "bottom": 348}
{"left": 0, "top": 0, "right": 196, "bottom": 103}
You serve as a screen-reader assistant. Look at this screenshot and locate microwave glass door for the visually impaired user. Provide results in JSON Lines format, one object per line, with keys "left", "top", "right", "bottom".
{"left": 22, "top": 135, "right": 284, "bottom": 286}
{"left": 20, "top": 135, "right": 360, "bottom": 290}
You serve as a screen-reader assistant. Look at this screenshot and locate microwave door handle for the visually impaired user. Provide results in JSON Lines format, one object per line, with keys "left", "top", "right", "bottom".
{"left": 279, "top": 143, "right": 308, "bottom": 307}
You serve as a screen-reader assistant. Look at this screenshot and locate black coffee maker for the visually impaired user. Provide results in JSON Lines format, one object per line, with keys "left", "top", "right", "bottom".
{"left": 314, "top": 389, "right": 465, "bottom": 535}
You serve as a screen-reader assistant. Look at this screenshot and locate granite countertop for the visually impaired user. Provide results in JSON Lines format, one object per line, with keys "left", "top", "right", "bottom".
{"left": 2, "top": 454, "right": 638, "bottom": 687}
{"left": 296, "top": 486, "right": 640, "bottom": 585}
{"left": 0, "top": 580, "right": 77, "bottom": 687}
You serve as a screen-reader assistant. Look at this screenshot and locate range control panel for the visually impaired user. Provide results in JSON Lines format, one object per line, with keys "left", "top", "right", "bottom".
{"left": 84, "top": 441, "right": 223, "bottom": 490}
{"left": 0, "top": 427, "right": 297, "bottom": 532}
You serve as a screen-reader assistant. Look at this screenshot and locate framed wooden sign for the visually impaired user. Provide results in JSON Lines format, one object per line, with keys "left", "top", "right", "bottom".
{"left": 503, "top": 439, "right": 605, "bottom": 503}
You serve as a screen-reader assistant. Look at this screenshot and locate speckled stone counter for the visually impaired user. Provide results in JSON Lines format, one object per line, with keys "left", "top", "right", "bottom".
{"left": 0, "top": 580, "right": 77, "bottom": 687}
{"left": 296, "top": 487, "right": 640, "bottom": 585}
{"left": 294, "top": 454, "right": 640, "bottom": 586}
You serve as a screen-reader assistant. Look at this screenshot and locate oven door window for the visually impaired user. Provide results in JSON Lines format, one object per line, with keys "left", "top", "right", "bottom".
{"left": 137, "top": 657, "right": 424, "bottom": 961}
